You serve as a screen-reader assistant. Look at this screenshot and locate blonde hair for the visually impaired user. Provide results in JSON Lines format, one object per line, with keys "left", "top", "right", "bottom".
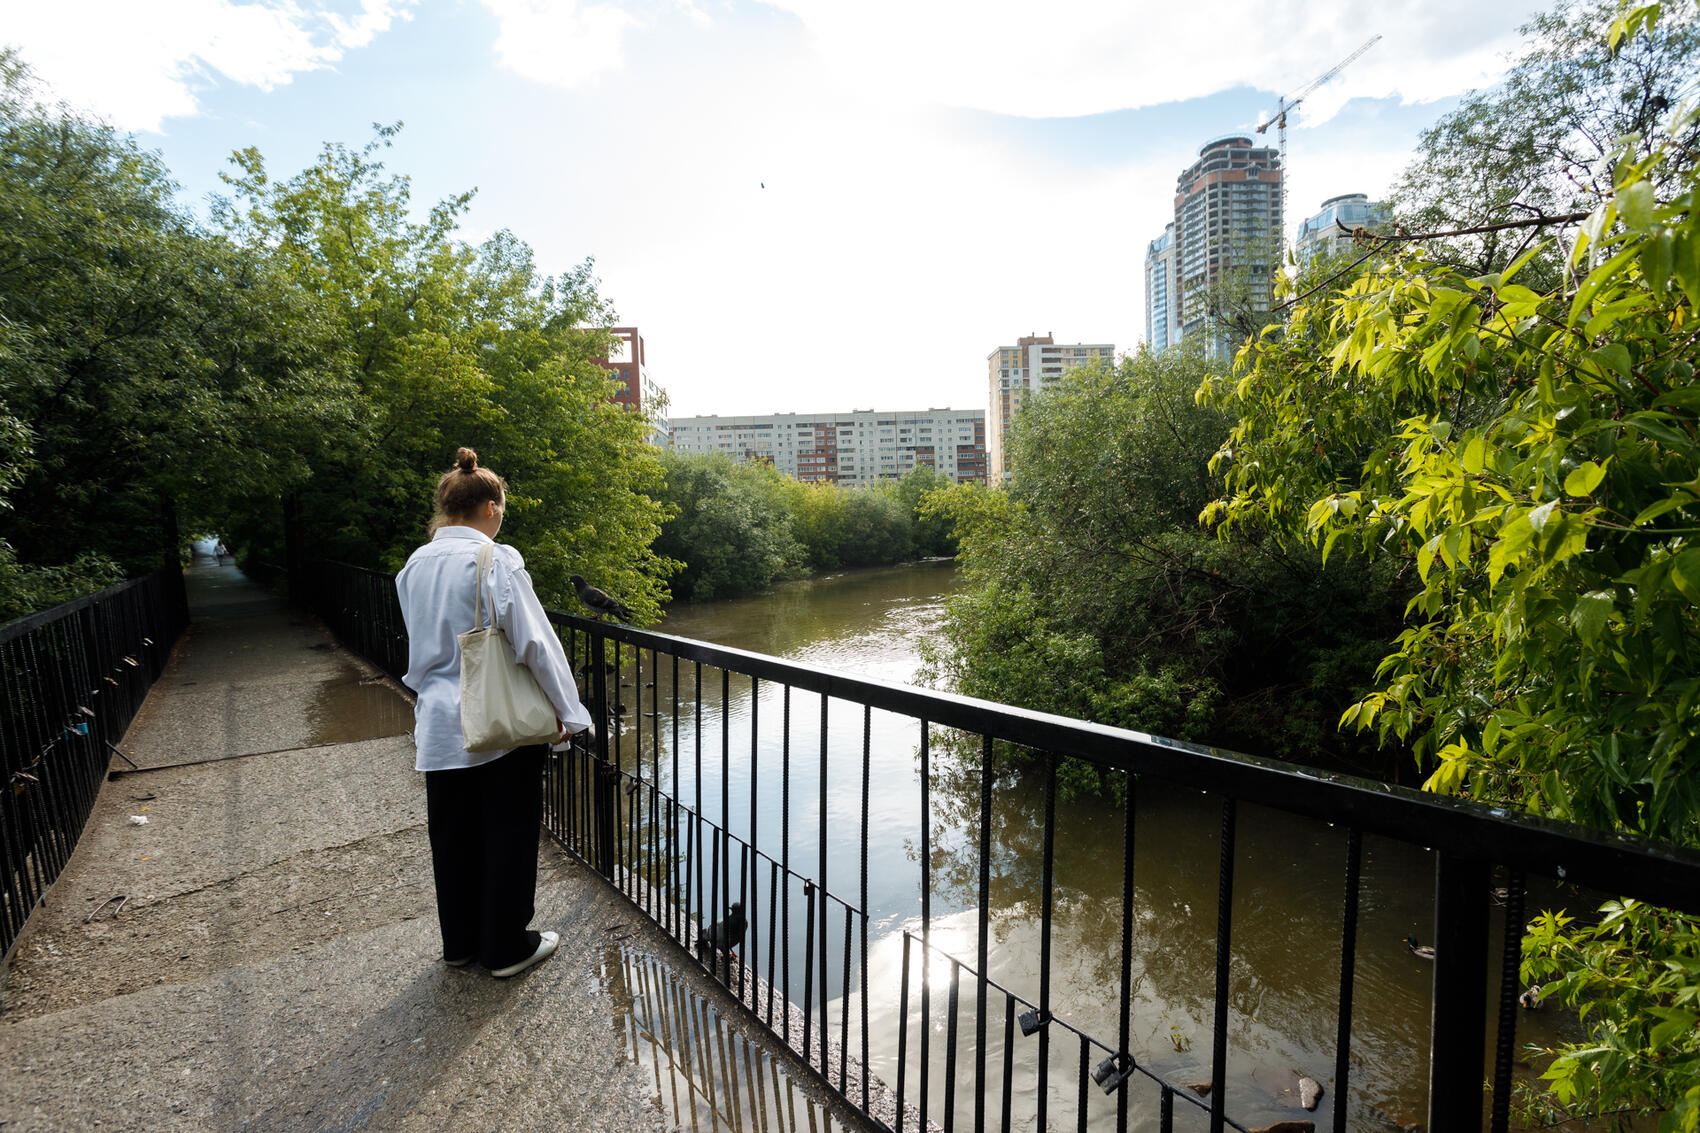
{"left": 429, "top": 447, "right": 507, "bottom": 534}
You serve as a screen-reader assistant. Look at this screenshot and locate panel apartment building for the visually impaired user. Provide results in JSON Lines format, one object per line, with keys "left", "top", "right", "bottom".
{"left": 1144, "top": 135, "right": 1283, "bottom": 355}
{"left": 987, "top": 334, "right": 1116, "bottom": 484}
{"left": 669, "top": 409, "right": 987, "bottom": 486}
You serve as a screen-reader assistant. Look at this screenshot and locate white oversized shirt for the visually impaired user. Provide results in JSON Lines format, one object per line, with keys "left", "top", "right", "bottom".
{"left": 395, "top": 526, "right": 592, "bottom": 771}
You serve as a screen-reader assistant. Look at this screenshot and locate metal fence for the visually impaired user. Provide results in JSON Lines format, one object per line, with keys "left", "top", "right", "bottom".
{"left": 307, "top": 560, "right": 1700, "bottom": 1133}
{"left": 0, "top": 569, "right": 189, "bottom": 961}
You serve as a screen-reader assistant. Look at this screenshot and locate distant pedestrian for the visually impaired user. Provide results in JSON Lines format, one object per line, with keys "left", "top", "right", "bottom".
{"left": 395, "top": 447, "right": 592, "bottom": 978}
{"left": 214, "top": 540, "right": 229, "bottom": 565}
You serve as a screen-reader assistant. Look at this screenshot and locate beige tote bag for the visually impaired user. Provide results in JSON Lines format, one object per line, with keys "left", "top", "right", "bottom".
{"left": 459, "top": 542, "right": 559, "bottom": 752}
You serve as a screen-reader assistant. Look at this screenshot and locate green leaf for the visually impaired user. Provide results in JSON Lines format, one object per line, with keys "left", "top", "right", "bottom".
{"left": 1572, "top": 590, "right": 1614, "bottom": 642}
{"left": 1617, "top": 181, "right": 1654, "bottom": 231}
{"left": 1676, "top": 224, "right": 1700, "bottom": 311}
{"left": 1671, "top": 549, "right": 1700, "bottom": 603}
{"left": 1564, "top": 461, "right": 1607, "bottom": 497}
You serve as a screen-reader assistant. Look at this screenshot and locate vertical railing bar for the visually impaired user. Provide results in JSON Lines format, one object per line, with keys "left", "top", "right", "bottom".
{"left": 1209, "top": 798, "right": 1237, "bottom": 1133}
{"left": 840, "top": 901, "right": 852, "bottom": 1091}
{"left": 1428, "top": 851, "right": 1491, "bottom": 1132}
{"left": 767, "top": 857, "right": 781, "bottom": 1028}
{"left": 920, "top": 719, "right": 932, "bottom": 1128}
{"left": 634, "top": 644, "right": 644, "bottom": 914}
{"left": 1117, "top": 768, "right": 1136, "bottom": 1133}
{"left": 722, "top": 667, "right": 732, "bottom": 978}
{"left": 975, "top": 734, "right": 993, "bottom": 1133}
{"left": 782, "top": 684, "right": 792, "bottom": 1046}
{"left": 818, "top": 690, "right": 829, "bottom": 1078}
{"left": 694, "top": 661, "right": 703, "bottom": 948}
{"left": 1076, "top": 1034, "right": 1090, "bottom": 1133}
{"left": 650, "top": 648, "right": 660, "bottom": 928}
{"left": 1039, "top": 754, "right": 1057, "bottom": 1133}
{"left": 803, "top": 880, "right": 817, "bottom": 1064}
{"left": 1001, "top": 993, "right": 1016, "bottom": 1133}
{"left": 1490, "top": 870, "right": 1528, "bottom": 1133}
{"left": 1332, "top": 828, "right": 1363, "bottom": 1133}
{"left": 1160, "top": 1087, "right": 1174, "bottom": 1133}
{"left": 896, "top": 931, "right": 912, "bottom": 1133}
{"left": 739, "top": 841, "right": 751, "bottom": 1004}
{"left": 672, "top": 652, "right": 681, "bottom": 942}
{"left": 750, "top": 674, "right": 760, "bottom": 1011}
{"left": 860, "top": 702, "right": 872, "bottom": 1113}
{"left": 944, "top": 959, "right": 961, "bottom": 1133}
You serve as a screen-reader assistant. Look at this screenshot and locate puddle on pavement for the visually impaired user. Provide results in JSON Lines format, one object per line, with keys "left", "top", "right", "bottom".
{"left": 304, "top": 663, "right": 415, "bottom": 745}
{"left": 598, "top": 943, "right": 848, "bottom": 1133}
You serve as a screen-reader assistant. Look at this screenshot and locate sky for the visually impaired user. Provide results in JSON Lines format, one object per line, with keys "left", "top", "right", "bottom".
{"left": 4, "top": 0, "right": 1550, "bottom": 418}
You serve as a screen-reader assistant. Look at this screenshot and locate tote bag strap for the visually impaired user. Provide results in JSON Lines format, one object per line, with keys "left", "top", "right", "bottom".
{"left": 472, "top": 541, "right": 496, "bottom": 632}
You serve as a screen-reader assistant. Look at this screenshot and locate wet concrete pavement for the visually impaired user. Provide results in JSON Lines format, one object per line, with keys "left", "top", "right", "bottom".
{"left": 0, "top": 564, "right": 848, "bottom": 1132}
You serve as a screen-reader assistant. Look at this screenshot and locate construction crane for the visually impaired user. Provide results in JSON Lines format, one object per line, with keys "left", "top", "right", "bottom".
{"left": 1257, "top": 34, "right": 1381, "bottom": 231}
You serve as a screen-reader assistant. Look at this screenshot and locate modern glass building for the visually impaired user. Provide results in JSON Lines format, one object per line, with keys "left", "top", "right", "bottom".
{"left": 1144, "top": 223, "right": 1178, "bottom": 353}
{"left": 1295, "top": 193, "right": 1390, "bottom": 266}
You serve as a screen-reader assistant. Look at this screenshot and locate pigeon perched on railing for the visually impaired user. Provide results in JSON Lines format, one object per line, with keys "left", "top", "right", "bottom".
{"left": 697, "top": 901, "right": 746, "bottom": 966}
{"left": 570, "top": 575, "right": 634, "bottom": 623}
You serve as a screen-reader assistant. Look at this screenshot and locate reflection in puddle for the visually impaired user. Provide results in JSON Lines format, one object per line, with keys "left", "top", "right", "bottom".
{"left": 598, "top": 943, "right": 846, "bottom": 1133}
{"left": 304, "top": 666, "right": 415, "bottom": 745}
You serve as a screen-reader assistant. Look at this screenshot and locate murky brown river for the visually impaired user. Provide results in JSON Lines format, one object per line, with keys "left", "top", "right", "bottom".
{"left": 614, "top": 561, "right": 1594, "bottom": 1133}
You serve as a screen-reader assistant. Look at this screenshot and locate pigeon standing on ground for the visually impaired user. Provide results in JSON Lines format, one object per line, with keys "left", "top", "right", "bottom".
{"left": 570, "top": 574, "right": 634, "bottom": 623}
{"left": 697, "top": 901, "right": 746, "bottom": 966}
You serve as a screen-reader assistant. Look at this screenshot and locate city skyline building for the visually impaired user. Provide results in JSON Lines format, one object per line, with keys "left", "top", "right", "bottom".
{"left": 1144, "top": 222, "right": 1179, "bottom": 353}
{"left": 668, "top": 408, "right": 986, "bottom": 486}
{"left": 986, "top": 333, "right": 1116, "bottom": 483}
{"left": 1295, "top": 192, "right": 1390, "bottom": 267}
{"left": 1171, "top": 135, "right": 1283, "bottom": 357}
{"left": 595, "top": 326, "right": 671, "bottom": 445}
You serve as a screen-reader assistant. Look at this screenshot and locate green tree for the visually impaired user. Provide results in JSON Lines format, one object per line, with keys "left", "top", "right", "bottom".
{"left": 1392, "top": 0, "right": 1699, "bottom": 277}
{"left": 923, "top": 351, "right": 1405, "bottom": 786}
{"left": 1202, "top": 3, "right": 1700, "bottom": 1121}
{"left": 0, "top": 51, "right": 351, "bottom": 613}
{"left": 895, "top": 463, "right": 959, "bottom": 558}
{"left": 214, "top": 128, "right": 675, "bottom": 619}
{"left": 651, "top": 452, "right": 801, "bottom": 600}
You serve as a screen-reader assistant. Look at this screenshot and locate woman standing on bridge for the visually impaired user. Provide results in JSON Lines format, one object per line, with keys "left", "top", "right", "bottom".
{"left": 396, "top": 447, "right": 592, "bottom": 978}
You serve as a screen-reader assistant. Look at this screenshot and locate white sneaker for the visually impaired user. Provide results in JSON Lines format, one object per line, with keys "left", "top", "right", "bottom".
{"left": 492, "top": 931, "right": 559, "bottom": 978}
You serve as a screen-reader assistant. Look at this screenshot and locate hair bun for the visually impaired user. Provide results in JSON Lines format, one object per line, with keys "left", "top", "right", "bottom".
{"left": 455, "top": 447, "right": 478, "bottom": 473}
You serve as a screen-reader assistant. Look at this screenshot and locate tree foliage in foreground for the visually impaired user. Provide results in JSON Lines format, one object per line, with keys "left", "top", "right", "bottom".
{"left": 0, "top": 47, "right": 678, "bottom": 624}
{"left": 0, "top": 51, "right": 350, "bottom": 615}
{"left": 1203, "top": 2, "right": 1700, "bottom": 1123}
{"left": 213, "top": 128, "right": 676, "bottom": 619}
{"left": 923, "top": 350, "right": 1407, "bottom": 793}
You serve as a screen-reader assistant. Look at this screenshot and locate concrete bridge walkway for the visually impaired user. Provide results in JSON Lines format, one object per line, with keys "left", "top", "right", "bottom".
{"left": 0, "top": 564, "right": 842, "bottom": 1132}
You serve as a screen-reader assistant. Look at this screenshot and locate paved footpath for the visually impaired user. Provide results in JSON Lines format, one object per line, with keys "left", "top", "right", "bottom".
{"left": 0, "top": 565, "right": 680, "bottom": 1132}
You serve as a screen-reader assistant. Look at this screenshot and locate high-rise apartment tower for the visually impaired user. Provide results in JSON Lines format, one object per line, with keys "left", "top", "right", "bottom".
{"left": 986, "top": 333, "right": 1115, "bottom": 483}
{"left": 1149, "top": 136, "right": 1283, "bottom": 357}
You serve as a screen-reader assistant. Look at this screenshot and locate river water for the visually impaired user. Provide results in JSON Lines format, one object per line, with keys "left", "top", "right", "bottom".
{"left": 619, "top": 561, "right": 1582, "bottom": 1133}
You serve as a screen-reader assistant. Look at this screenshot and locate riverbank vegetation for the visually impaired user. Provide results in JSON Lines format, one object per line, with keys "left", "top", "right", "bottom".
{"left": 0, "top": 57, "right": 673, "bottom": 622}
{"left": 652, "top": 455, "right": 957, "bottom": 600}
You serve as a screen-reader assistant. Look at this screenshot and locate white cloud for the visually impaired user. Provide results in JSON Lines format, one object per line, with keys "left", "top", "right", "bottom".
{"left": 478, "top": 0, "right": 644, "bottom": 87}
{"left": 3, "top": 0, "right": 416, "bottom": 133}
{"left": 758, "top": 0, "right": 1542, "bottom": 120}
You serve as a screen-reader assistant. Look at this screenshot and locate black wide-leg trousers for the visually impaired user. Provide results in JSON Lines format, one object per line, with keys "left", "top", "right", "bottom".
{"left": 423, "top": 744, "right": 547, "bottom": 969}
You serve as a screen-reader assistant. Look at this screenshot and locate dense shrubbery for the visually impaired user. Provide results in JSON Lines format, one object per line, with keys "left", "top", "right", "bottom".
{"left": 652, "top": 453, "right": 957, "bottom": 601}
{"left": 0, "top": 57, "right": 673, "bottom": 621}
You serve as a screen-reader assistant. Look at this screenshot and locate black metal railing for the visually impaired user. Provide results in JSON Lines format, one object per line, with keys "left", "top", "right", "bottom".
{"left": 305, "top": 560, "right": 1700, "bottom": 1133}
{"left": 0, "top": 569, "right": 189, "bottom": 961}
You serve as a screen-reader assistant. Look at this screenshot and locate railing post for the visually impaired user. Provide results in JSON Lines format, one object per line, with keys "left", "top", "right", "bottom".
{"left": 1429, "top": 850, "right": 1490, "bottom": 1130}
{"left": 590, "top": 633, "right": 615, "bottom": 880}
